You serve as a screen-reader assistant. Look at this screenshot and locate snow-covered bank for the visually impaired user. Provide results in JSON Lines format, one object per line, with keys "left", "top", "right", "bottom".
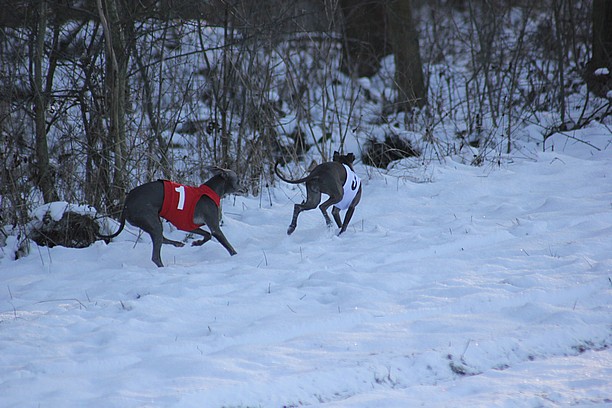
{"left": 1, "top": 131, "right": 611, "bottom": 407}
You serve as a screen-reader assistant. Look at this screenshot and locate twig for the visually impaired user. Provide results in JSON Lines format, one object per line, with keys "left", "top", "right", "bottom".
{"left": 262, "top": 250, "right": 268, "bottom": 266}
{"left": 461, "top": 339, "right": 472, "bottom": 360}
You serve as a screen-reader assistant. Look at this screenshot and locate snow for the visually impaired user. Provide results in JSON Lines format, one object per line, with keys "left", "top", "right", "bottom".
{"left": 31, "top": 202, "right": 98, "bottom": 223}
{"left": 1, "top": 131, "right": 611, "bottom": 407}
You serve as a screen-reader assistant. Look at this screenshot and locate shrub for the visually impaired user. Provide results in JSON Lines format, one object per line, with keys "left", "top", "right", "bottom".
{"left": 362, "top": 135, "right": 419, "bottom": 168}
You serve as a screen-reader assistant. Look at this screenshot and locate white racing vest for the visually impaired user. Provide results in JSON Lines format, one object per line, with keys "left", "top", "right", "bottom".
{"left": 334, "top": 164, "right": 361, "bottom": 210}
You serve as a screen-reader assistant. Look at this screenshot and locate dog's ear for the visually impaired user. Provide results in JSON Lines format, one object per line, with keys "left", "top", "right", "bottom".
{"left": 216, "top": 167, "right": 239, "bottom": 182}
{"left": 347, "top": 153, "right": 355, "bottom": 163}
{"left": 206, "top": 166, "right": 223, "bottom": 176}
{"left": 333, "top": 150, "right": 340, "bottom": 161}
{"left": 307, "top": 160, "right": 318, "bottom": 172}
{"left": 207, "top": 166, "right": 232, "bottom": 178}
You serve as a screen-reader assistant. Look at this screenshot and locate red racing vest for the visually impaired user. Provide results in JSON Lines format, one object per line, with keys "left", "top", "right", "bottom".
{"left": 159, "top": 180, "right": 220, "bottom": 231}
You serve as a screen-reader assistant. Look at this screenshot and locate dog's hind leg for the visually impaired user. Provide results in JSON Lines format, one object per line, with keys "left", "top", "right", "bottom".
{"left": 152, "top": 231, "right": 184, "bottom": 267}
{"left": 287, "top": 189, "right": 321, "bottom": 235}
{"left": 287, "top": 205, "right": 300, "bottom": 235}
{"left": 128, "top": 211, "right": 182, "bottom": 267}
{"left": 331, "top": 207, "right": 342, "bottom": 228}
{"left": 150, "top": 234, "right": 165, "bottom": 267}
{"left": 162, "top": 237, "right": 185, "bottom": 247}
{"left": 138, "top": 217, "right": 168, "bottom": 267}
{"left": 318, "top": 195, "right": 342, "bottom": 228}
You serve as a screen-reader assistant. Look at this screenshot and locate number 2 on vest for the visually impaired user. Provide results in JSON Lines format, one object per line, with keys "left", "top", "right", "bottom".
{"left": 174, "top": 185, "right": 186, "bottom": 210}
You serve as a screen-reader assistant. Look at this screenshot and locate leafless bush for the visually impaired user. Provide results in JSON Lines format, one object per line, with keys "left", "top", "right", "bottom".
{"left": 416, "top": 0, "right": 600, "bottom": 164}
{"left": 29, "top": 211, "right": 100, "bottom": 249}
{"left": 362, "top": 134, "right": 419, "bottom": 169}
{"left": 0, "top": 35, "right": 34, "bottom": 243}
{"left": 0, "top": 0, "right": 606, "bottom": 248}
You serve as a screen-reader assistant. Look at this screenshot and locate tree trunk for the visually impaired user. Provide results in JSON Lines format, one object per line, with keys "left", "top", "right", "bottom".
{"left": 386, "top": 0, "right": 427, "bottom": 111}
{"left": 97, "top": 0, "right": 128, "bottom": 209}
{"left": 339, "top": 0, "right": 427, "bottom": 111}
{"left": 587, "top": 0, "right": 612, "bottom": 96}
{"left": 32, "top": 0, "right": 59, "bottom": 203}
{"left": 339, "top": 0, "right": 389, "bottom": 78}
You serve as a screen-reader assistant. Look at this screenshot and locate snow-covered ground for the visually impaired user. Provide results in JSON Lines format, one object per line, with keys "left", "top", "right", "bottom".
{"left": 1, "top": 130, "right": 611, "bottom": 407}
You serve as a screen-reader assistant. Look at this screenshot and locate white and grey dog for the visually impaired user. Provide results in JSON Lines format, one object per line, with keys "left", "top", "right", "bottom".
{"left": 275, "top": 151, "right": 362, "bottom": 235}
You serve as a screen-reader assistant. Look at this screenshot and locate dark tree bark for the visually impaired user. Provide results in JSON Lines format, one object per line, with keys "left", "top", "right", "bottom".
{"left": 587, "top": 0, "right": 612, "bottom": 96}
{"left": 339, "top": 0, "right": 389, "bottom": 78}
{"left": 97, "top": 0, "right": 128, "bottom": 209}
{"left": 592, "top": 0, "right": 612, "bottom": 70}
{"left": 32, "top": 0, "right": 59, "bottom": 203}
{"left": 386, "top": 0, "right": 427, "bottom": 111}
{"left": 339, "top": 0, "right": 426, "bottom": 111}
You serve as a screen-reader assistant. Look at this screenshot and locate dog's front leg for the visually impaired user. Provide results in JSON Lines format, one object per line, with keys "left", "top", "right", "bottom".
{"left": 190, "top": 228, "right": 212, "bottom": 246}
{"left": 209, "top": 226, "right": 237, "bottom": 256}
{"left": 338, "top": 206, "right": 356, "bottom": 235}
{"left": 162, "top": 237, "right": 185, "bottom": 247}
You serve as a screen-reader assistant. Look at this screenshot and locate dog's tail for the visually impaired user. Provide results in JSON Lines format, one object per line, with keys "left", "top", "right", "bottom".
{"left": 274, "top": 161, "right": 317, "bottom": 184}
{"left": 97, "top": 206, "right": 127, "bottom": 240}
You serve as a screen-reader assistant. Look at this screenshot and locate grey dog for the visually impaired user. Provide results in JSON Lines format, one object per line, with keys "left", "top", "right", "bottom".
{"left": 97, "top": 167, "right": 244, "bottom": 267}
{"left": 275, "top": 151, "right": 362, "bottom": 235}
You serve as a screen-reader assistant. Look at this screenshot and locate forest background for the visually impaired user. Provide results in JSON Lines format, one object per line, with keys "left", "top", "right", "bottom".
{"left": 0, "top": 0, "right": 611, "bottom": 250}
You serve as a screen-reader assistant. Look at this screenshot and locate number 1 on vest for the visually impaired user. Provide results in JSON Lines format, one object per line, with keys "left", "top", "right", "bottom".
{"left": 174, "top": 185, "right": 186, "bottom": 210}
